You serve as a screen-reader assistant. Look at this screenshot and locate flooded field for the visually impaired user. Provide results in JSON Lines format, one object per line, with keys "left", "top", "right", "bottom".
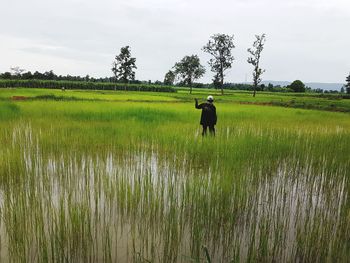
{"left": 0, "top": 100, "right": 349, "bottom": 262}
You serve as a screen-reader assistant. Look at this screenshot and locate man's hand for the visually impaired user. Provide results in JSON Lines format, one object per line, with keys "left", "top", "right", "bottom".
{"left": 194, "top": 98, "right": 199, "bottom": 109}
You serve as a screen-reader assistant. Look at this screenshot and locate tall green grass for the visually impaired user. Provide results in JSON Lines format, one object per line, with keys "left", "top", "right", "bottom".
{"left": 0, "top": 99, "right": 349, "bottom": 262}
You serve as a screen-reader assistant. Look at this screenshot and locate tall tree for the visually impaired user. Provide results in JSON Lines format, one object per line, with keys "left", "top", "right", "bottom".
{"left": 173, "top": 55, "right": 205, "bottom": 94}
{"left": 212, "top": 73, "right": 221, "bottom": 89}
{"left": 112, "top": 46, "right": 137, "bottom": 83}
{"left": 10, "top": 66, "right": 26, "bottom": 76}
{"left": 44, "top": 70, "right": 55, "bottom": 80}
{"left": 247, "top": 34, "right": 266, "bottom": 97}
{"left": 202, "top": 34, "right": 235, "bottom": 95}
{"left": 288, "top": 80, "right": 306, "bottom": 92}
{"left": 163, "top": 70, "right": 176, "bottom": 86}
{"left": 346, "top": 72, "right": 350, "bottom": 94}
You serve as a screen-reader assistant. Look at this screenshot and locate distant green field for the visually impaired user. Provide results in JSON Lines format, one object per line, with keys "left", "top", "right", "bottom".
{"left": 1, "top": 87, "right": 350, "bottom": 112}
{"left": 0, "top": 88, "right": 349, "bottom": 262}
{"left": 0, "top": 88, "right": 178, "bottom": 102}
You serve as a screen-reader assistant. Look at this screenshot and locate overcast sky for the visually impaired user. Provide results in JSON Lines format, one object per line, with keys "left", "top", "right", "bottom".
{"left": 1, "top": 0, "right": 349, "bottom": 83}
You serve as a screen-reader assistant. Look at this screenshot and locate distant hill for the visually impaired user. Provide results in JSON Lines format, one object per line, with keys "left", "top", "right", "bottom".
{"left": 260, "top": 80, "right": 345, "bottom": 91}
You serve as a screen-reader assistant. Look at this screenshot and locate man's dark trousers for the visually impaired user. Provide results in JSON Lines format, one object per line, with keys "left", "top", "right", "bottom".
{"left": 202, "top": 125, "right": 215, "bottom": 136}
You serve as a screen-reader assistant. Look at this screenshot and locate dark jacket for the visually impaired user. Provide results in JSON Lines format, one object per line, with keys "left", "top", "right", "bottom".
{"left": 195, "top": 100, "right": 217, "bottom": 126}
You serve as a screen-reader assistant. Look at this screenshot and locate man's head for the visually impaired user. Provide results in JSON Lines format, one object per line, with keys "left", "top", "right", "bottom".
{"left": 207, "top": 95, "right": 214, "bottom": 103}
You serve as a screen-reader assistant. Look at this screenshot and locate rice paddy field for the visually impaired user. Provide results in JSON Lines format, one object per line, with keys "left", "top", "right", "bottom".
{"left": 0, "top": 88, "right": 349, "bottom": 262}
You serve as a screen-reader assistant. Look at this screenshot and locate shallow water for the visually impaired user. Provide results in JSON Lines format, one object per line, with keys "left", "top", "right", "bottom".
{"left": 0, "top": 125, "right": 348, "bottom": 262}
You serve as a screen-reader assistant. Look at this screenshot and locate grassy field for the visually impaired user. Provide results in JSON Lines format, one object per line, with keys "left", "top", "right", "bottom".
{"left": 1, "top": 87, "right": 350, "bottom": 112}
{"left": 0, "top": 88, "right": 349, "bottom": 262}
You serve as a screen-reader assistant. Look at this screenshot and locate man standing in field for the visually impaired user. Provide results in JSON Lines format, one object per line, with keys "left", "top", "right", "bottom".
{"left": 195, "top": 96, "right": 217, "bottom": 136}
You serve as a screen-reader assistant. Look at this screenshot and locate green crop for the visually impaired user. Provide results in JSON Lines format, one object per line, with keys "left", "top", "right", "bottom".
{"left": 0, "top": 89, "right": 349, "bottom": 262}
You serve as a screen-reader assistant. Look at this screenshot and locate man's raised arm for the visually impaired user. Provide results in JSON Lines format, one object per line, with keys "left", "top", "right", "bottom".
{"left": 195, "top": 98, "right": 202, "bottom": 109}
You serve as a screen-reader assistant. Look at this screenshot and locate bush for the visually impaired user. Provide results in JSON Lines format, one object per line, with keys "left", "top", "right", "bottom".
{"left": 288, "top": 80, "right": 306, "bottom": 92}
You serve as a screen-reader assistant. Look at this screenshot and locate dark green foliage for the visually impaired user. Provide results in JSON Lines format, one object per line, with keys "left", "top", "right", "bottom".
{"left": 163, "top": 70, "right": 175, "bottom": 86}
{"left": 221, "top": 83, "right": 252, "bottom": 90}
{"left": 0, "top": 70, "right": 118, "bottom": 82}
{"left": 267, "top": 83, "right": 274, "bottom": 91}
{"left": 1, "top": 72, "right": 12, "bottom": 79}
{"left": 247, "top": 34, "right": 266, "bottom": 97}
{"left": 173, "top": 55, "right": 205, "bottom": 94}
{"left": 212, "top": 74, "right": 221, "bottom": 89}
{"left": 0, "top": 80, "right": 176, "bottom": 92}
{"left": 111, "top": 46, "right": 137, "bottom": 83}
{"left": 288, "top": 80, "right": 306, "bottom": 92}
{"left": 203, "top": 34, "right": 235, "bottom": 94}
{"left": 346, "top": 73, "right": 350, "bottom": 94}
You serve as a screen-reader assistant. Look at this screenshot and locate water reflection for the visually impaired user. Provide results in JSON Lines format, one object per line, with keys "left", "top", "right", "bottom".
{"left": 0, "top": 126, "right": 348, "bottom": 262}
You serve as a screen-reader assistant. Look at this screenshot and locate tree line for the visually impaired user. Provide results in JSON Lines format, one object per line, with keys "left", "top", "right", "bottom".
{"left": 112, "top": 34, "right": 267, "bottom": 96}
{"left": 2, "top": 33, "right": 349, "bottom": 95}
{"left": 1, "top": 67, "right": 115, "bottom": 83}
{"left": 110, "top": 34, "right": 349, "bottom": 95}
{"left": 0, "top": 79, "right": 176, "bottom": 93}
{"left": 2, "top": 68, "right": 347, "bottom": 95}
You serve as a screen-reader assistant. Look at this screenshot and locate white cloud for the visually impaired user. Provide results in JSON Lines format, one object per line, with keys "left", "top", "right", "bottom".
{"left": 0, "top": 0, "right": 349, "bottom": 82}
